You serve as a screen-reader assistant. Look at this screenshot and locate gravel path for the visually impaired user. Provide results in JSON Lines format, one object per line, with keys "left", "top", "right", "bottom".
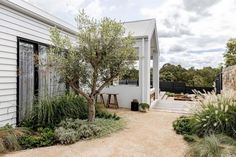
{"left": 5, "top": 110, "right": 188, "bottom": 157}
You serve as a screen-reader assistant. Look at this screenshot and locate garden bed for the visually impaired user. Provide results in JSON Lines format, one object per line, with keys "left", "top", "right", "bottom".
{"left": 0, "top": 94, "right": 124, "bottom": 155}
{"left": 173, "top": 91, "right": 236, "bottom": 157}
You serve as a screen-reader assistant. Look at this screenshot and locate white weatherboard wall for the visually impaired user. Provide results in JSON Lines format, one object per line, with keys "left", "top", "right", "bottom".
{"left": 0, "top": 0, "right": 76, "bottom": 126}
{"left": 103, "top": 85, "right": 141, "bottom": 108}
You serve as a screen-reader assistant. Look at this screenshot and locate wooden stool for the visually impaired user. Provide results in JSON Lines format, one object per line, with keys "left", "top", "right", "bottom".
{"left": 106, "top": 93, "right": 119, "bottom": 109}
{"left": 95, "top": 93, "right": 106, "bottom": 107}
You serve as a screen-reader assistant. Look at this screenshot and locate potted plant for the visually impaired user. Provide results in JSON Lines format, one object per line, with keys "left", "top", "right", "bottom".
{"left": 131, "top": 99, "right": 139, "bottom": 111}
{"left": 139, "top": 103, "right": 150, "bottom": 112}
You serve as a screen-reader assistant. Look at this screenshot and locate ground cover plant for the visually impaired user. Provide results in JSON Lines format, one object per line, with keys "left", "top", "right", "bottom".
{"left": 173, "top": 116, "right": 193, "bottom": 135}
{"left": 185, "top": 134, "right": 236, "bottom": 157}
{"left": 18, "top": 127, "right": 55, "bottom": 149}
{"left": 55, "top": 118, "right": 125, "bottom": 145}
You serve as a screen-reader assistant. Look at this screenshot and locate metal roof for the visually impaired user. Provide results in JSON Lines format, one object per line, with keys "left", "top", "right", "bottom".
{"left": 123, "top": 19, "right": 156, "bottom": 38}
{"left": 0, "top": 0, "right": 77, "bottom": 35}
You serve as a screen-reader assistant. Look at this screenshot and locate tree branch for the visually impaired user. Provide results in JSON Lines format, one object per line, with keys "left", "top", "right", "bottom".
{"left": 70, "top": 82, "right": 92, "bottom": 103}
{"left": 95, "top": 74, "right": 119, "bottom": 95}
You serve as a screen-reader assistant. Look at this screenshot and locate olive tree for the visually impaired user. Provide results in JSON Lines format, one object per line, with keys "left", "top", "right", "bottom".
{"left": 48, "top": 11, "right": 136, "bottom": 122}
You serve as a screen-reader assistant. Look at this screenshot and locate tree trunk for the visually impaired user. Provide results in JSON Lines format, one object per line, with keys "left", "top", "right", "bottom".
{"left": 88, "top": 97, "right": 96, "bottom": 122}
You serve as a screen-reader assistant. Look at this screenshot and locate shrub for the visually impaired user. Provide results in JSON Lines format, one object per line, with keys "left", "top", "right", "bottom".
{"left": 95, "top": 105, "right": 120, "bottom": 120}
{"left": 173, "top": 116, "right": 193, "bottom": 135}
{"left": 55, "top": 118, "right": 124, "bottom": 145}
{"left": 173, "top": 92, "right": 236, "bottom": 139}
{"left": 78, "top": 124, "right": 101, "bottom": 139}
{"left": 192, "top": 92, "right": 236, "bottom": 137}
{"left": 55, "top": 118, "right": 101, "bottom": 143}
{"left": 54, "top": 127, "right": 77, "bottom": 145}
{"left": 18, "top": 127, "right": 55, "bottom": 149}
{"left": 185, "top": 134, "right": 236, "bottom": 157}
{"left": 21, "top": 94, "right": 88, "bottom": 128}
{"left": 22, "top": 94, "right": 120, "bottom": 128}
{"left": 139, "top": 103, "right": 150, "bottom": 112}
{"left": 0, "top": 124, "right": 29, "bottom": 153}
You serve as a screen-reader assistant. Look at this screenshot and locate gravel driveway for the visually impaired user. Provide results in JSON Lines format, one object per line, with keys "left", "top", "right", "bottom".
{"left": 5, "top": 109, "right": 188, "bottom": 157}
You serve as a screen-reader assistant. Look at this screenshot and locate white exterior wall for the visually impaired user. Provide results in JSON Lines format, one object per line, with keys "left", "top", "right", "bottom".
{"left": 102, "top": 85, "right": 141, "bottom": 108}
{"left": 103, "top": 37, "right": 151, "bottom": 108}
{"left": 0, "top": 4, "right": 76, "bottom": 126}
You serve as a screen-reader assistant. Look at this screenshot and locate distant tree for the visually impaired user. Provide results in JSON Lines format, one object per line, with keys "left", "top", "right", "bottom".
{"left": 121, "top": 68, "right": 139, "bottom": 80}
{"left": 224, "top": 39, "right": 236, "bottom": 67}
{"left": 160, "top": 71, "right": 177, "bottom": 82}
{"left": 159, "top": 63, "right": 221, "bottom": 87}
{"left": 160, "top": 63, "right": 186, "bottom": 82}
{"left": 48, "top": 11, "right": 136, "bottom": 122}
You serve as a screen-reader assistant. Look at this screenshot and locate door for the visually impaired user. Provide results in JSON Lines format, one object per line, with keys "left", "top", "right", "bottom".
{"left": 18, "top": 41, "right": 36, "bottom": 122}
{"left": 17, "top": 39, "right": 65, "bottom": 123}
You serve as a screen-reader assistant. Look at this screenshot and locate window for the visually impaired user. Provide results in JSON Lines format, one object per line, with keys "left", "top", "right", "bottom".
{"left": 17, "top": 38, "right": 65, "bottom": 123}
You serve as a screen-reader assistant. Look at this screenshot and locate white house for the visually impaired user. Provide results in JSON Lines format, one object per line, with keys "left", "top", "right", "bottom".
{"left": 0, "top": 0, "right": 160, "bottom": 127}
{"left": 103, "top": 19, "right": 160, "bottom": 108}
{"left": 0, "top": 0, "right": 77, "bottom": 126}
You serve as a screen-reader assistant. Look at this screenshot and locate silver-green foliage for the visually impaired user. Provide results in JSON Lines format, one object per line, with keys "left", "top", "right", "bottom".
{"left": 54, "top": 127, "right": 77, "bottom": 145}
{"left": 185, "top": 134, "right": 236, "bottom": 157}
{"left": 48, "top": 11, "right": 136, "bottom": 121}
{"left": 55, "top": 118, "right": 124, "bottom": 145}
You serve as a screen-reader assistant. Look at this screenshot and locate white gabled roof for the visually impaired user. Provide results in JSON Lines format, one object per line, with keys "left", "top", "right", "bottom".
{"left": 0, "top": 0, "right": 77, "bottom": 35}
{"left": 123, "top": 19, "right": 156, "bottom": 38}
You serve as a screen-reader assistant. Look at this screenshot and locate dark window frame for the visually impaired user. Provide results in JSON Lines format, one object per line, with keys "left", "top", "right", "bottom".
{"left": 16, "top": 37, "right": 48, "bottom": 125}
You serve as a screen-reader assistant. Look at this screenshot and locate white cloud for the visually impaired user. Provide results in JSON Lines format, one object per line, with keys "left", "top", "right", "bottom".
{"left": 140, "top": 0, "right": 236, "bottom": 68}
{"left": 84, "top": 0, "right": 104, "bottom": 19}
{"left": 25, "top": 0, "right": 235, "bottom": 68}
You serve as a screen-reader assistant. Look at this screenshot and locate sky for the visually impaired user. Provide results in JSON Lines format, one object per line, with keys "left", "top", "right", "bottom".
{"left": 25, "top": 0, "right": 236, "bottom": 69}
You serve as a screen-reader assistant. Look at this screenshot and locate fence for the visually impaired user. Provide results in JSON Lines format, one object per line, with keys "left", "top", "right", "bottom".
{"left": 119, "top": 80, "right": 214, "bottom": 94}
{"left": 119, "top": 80, "right": 154, "bottom": 88}
{"left": 159, "top": 81, "right": 214, "bottom": 94}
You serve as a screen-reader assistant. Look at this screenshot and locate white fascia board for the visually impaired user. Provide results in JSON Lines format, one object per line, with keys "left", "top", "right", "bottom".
{"left": 0, "top": 0, "right": 77, "bottom": 35}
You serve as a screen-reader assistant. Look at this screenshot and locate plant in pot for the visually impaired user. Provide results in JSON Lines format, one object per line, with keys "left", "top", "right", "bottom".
{"left": 131, "top": 99, "right": 139, "bottom": 111}
{"left": 139, "top": 103, "right": 150, "bottom": 112}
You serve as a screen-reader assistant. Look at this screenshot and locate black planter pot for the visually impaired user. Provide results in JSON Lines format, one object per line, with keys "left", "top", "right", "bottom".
{"left": 131, "top": 101, "right": 139, "bottom": 111}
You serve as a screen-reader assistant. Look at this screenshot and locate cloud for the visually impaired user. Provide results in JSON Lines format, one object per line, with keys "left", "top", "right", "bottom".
{"left": 141, "top": 0, "right": 195, "bottom": 38}
{"left": 187, "top": 48, "right": 225, "bottom": 54}
{"left": 25, "top": 0, "right": 105, "bottom": 24}
{"left": 169, "top": 45, "right": 187, "bottom": 53}
{"left": 183, "top": 0, "right": 221, "bottom": 15}
{"left": 84, "top": 0, "right": 104, "bottom": 19}
{"left": 141, "top": 0, "right": 236, "bottom": 68}
{"left": 25, "top": 0, "right": 236, "bottom": 69}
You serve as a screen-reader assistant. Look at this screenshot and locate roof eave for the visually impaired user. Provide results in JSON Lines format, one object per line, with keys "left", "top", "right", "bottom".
{"left": 0, "top": 0, "right": 77, "bottom": 35}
